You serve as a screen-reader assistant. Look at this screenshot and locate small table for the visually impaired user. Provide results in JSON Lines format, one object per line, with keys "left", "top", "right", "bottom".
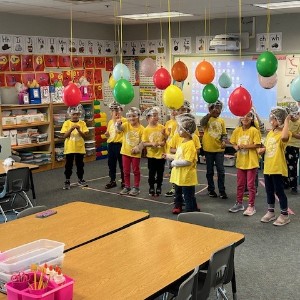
{"left": 0, "top": 161, "right": 39, "bottom": 199}
{"left": 62, "top": 217, "right": 244, "bottom": 300}
{"left": 0, "top": 201, "right": 149, "bottom": 252}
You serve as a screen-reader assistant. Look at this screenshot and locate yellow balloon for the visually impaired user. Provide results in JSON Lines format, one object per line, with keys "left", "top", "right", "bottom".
{"left": 109, "top": 76, "right": 116, "bottom": 89}
{"left": 163, "top": 85, "right": 184, "bottom": 109}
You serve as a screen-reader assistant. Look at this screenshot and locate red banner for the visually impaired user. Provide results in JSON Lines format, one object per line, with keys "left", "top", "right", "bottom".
{"left": 0, "top": 54, "right": 9, "bottom": 72}
{"left": 21, "top": 55, "right": 34, "bottom": 71}
{"left": 33, "top": 55, "right": 45, "bottom": 72}
{"left": 35, "top": 72, "right": 50, "bottom": 86}
{"left": 94, "top": 84, "right": 103, "bottom": 99}
{"left": 105, "top": 57, "right": 113, "bottom": 71}
{"left": 83, "top": 56, "right": 95, "bottom": 69}
{"left": 59, "top": 55, "right": 71, "bottom": 68}
{"left": 5, "top": 73, "right": 22, "bottom": 86}
{"left": 44, "top": 55, "right": 58, "bottom": 67}
{"left": 72, "top": 56, "right": 83, "bottom": 69}
{"left": 93, "top": 69, "right": 102, "bottom": 85}
{"left": 95, "top": 57, "right": 105, "bottom": 68}
{"left": 9, "top": 54, "right": 21, "bottom": 71}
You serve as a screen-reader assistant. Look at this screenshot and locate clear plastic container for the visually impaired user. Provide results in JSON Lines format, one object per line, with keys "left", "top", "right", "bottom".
{"left": 0, "top": 240, "right": 65, "bottom": 274}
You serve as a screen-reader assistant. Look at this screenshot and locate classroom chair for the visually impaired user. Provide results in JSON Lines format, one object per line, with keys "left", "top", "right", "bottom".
{"left": 0, "top": 167, "right": 34, "bottom": 222}
{"left": 17, "top": 205, "right": 48, "bottom": 219}
{"left": 177, "top": 212, "right": 215, "bottom": 228}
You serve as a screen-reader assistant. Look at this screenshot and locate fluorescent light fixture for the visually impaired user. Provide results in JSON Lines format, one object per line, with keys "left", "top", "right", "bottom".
{"left": 253, "top": 1, "right": 300, "bottom": 9}
{"left": 118, "top": 11, "right": 193, "bottom": 20}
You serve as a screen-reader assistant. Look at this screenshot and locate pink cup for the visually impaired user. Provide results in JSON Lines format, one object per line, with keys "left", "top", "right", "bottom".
{"left": 11, "top": 280, "right": 29, "bottom": 290}
{"left": 28, "top": 286, "right": 48, "bottom": 295}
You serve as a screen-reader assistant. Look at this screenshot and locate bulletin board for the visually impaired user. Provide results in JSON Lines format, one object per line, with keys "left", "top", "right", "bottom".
{"left": 173, "top": 53, "right": 300, "bottom": 128}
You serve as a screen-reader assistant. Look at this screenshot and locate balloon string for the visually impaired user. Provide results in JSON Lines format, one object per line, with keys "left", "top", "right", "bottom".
{"left": 120, "top": 0, "right": 123, "bottom": 64}
{"left": 168, "top": 0, "right": 171, "bottom": 72}
{"left": 204, "top": 8, "right": 206, "bottom": 59}
{"left": 239, "top": 0, "right": 242, "bottom": 58}
{"left": 70, "top": 4, "right": 74, "bottom": 81}
{"left": 160, "top": 0, "right": 163, "bottom": 66}
{"left": 266, "top": 0, "right": 270, "bottom": 50}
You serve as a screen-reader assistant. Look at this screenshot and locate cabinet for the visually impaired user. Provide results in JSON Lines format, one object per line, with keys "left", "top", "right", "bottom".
{"left": 0, "top": 101, "right": 96, "bottom": 172}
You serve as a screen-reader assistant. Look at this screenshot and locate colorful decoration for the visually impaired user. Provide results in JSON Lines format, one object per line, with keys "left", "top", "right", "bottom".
{"left": 195, "top": 60, "right": 215, "bottom": 84}
{"left": 162, "top": 85, "right": 184, "bottom": 109}
{"left": 113, "top": 63, "right": 130, "bottom": 81}
{"left": 63, "top": 83, "right": 82, "bottom": 106}
{"left": 290, "top": 75, "right": 300, "bottom": 102}
{"left": 153, "top": 67, "right": 171, "bottom": 90}
{"left": 113, "top": 79, "right": 134, "bottom": 104}
{"left": 109, "top": 76, "right": 116, "bottom": 89}
{"left": 258, "top": 73, "right": 277, "bottom": 89}
{"left": 218, "top": 72, "right": 232, "bottom": 88}
{"left": 228, "top": 86, "right": 252, "bottom": 116}
{"left": 140, "top": 58, "right": 157, "bottom": 77}
{"left": 256, "top": 51, "right": 278, "bottom": 77}
{"left": 202, "top": 83, "right": 219, "bottom": 103}
{"left": 171, "top": 60, "right": 188, "bottom": 82}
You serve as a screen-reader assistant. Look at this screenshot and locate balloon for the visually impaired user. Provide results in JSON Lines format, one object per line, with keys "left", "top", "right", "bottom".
{"left": 153, "top": 67, "right": 171, "bottom": 90}
{"left": 202, "top": 83, "right": 219, "bottom": 103}
{"left": 113, "top": 63, "right": 130, "bottom": 81}
{"left": 141, "top": 58, "right": 157, "bottom": 77}
{"left": 258, "top": 73, "right": 277, "bottom": 89}
{"left": 162, "top": 85, "right": 184, "bottom": 109}
{"left": 171, "top": 60, "right": 188, "bottom": 82}
{"left": 113, "top": 79, "right": 134, "bottom": 104}
{"left": 63, "top": 83, "right": 82, "bottom": 106}
{"left": 290, "top": 75, "right": 300, "bottom": 102}
{"left": 218, "top": 72, "right": 232, "bottom": 88}
{"left": 109, "top": 76, "right": 116, "bottom": 89}
{"left": 195, "top": 60, "right": 215, "bottom": 84}
{"left": 256, "top": 51, "right": 278, "bottom": 77}
{"left": 228, "top": 86, "right": 252, "bottom": 117}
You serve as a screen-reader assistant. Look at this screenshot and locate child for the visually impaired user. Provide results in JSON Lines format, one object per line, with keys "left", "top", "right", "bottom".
{"left": 229, "top": 111, "right": 261, "bottom": 216}
{"left": 116, "top": 107, "right": 144, "bottom": 196}
{"left": 142, "top": 107, "right": 166, "bottom": 196}
{"left": 164, "top": 113, "right": 199, "bottom": 214}
{"left": 200, "top": 100, "right": 228, "bottom": 199}
{"left": 284, "top": 103, "right": 300, "bottom": 194}
{"left": 258, "top": 107, "right": 291, "bottom": 226}
{"left": 104, "top": 101, "right": 126, "bottom": 189}
{"left": 61, "top": 104, "right": 89, "bottom": 190}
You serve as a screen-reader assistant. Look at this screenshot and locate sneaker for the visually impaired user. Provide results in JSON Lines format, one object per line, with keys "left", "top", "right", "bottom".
{"left": 172, "top": 206, "right": 182, "bottom": 214}
{"left": 260, "top": 211, "right": 276, "bottom": 223}
{"left": 120, "top": 187, "right": 131, "bottom": 195}
{"left": 165, "top": 188, "right": 175, "bottom": 197}
{"left": 243, "top": 206, "right": 256, "bottom": 216}
{"left": 105, "top": 181, "right": 117, "bottom": 189}
{"left": 291, "top": 188, "right": 298, "bottom": 195}
{"left": 208, "top": 191, "right": 218, "bottom": 198}
{"left": 78, "top": 179, "right": 88, "bottom": 187}
{"left": 63, "top": 181, "right": 70, "bottom": 190}
{"left": 273, "top": 214, "right": 290, "bottom": 226}
{"left": 149, "top": 188, "right": 155, "bottom": 196}
{"left": 219, "top": 192, "right": 228, "bottom": 199}
{"left": 155, "top": 187, "right": 162, "bottom": 196}
{"left": 129, "top": 187, "right": 140, "bottom": 196}
{"left": 229, "top": 203, "right": 244, "bottom": 213}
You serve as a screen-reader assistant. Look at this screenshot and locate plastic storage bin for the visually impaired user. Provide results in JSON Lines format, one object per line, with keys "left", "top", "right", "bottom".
{"left": 6, "top": 273, "right": 74, "bottom": 300}
{"left": 0, "top": 240, "right": 65, "bottom": 274}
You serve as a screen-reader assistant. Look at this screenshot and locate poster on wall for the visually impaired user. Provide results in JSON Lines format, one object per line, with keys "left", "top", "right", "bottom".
{"left": 72, "top": 56, "right": 83, "bottom": 69}
{"left": 180, "top": 37, "right": 192, "bottom": 54}
{"left": 195, "top": 36, "right": 206, "bottom": 53}
{"left": 9, "top": 54, "right": 21, "bottom": 71}
{"left": 78, "top": 39, "right": 87, "bottom": 55}
{"left": 36, "top": 36, "right": 47, "bottom": 54}
{"left": 57, "top": 37, "right": 68, "bottom": 55}
{"left": 0, "top": 35, "right": 13, "bottom": 53}
{"left": 0, "top": 54, "right": 9, "bottom": 71}
{"left": 21, "top": 55, "right": 34, "bottom": 71}
{"left": 25, "top": 36, "right": 36, "bottom": 54}
{"left": 33, "top": 55, "right": 45, "bottom": 71}
{"left": 171, "top": 38, "right": 181, "bottom": 54}
{"left": 256, "top": 32, "right": 282, "bottom": 52}
{"left": 68, "top": 38, "right": 78, "bottom": 55}
{"left": 12, "top": 35, "right": 25, "bottom": 54}
{"left": 46, "top": 37, "right": 58, "bottom": 54}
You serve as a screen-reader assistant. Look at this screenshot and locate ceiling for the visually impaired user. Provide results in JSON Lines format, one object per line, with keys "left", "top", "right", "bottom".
{"left": 0, "top": 0, "right": 298, "bottom": 25}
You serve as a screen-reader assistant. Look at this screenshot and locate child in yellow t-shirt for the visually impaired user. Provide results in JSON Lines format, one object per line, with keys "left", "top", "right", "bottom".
{"left": 116, "top": 107, "right": 144, "bottom": 196}
{"left": 200, "top": 100, "right": 227, "bottom": 199}
{"left": 60, "top": 105, "right": 89, "bottom": 190}
{"left": 258, "top": 107, "right": 291, "bottom": 226}
{"left": 104, "top": 101, "right": 126, "bottom": 189}
{"left": 142, "top": 107, "right": 166, "bottom": 196}
{"left": 229, "top": 111, "right": 261, "bottom": 216}
{"left": 164, "top": 113, "right": 199, "bottom": 214}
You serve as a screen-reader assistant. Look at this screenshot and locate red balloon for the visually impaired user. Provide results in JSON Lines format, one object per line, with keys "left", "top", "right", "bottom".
{"left": 195, "top": 60, "right": 215, "bottom": 84}
{"left": 63, "top": 83, "right": 82, "bottom": 106}
{"left": 171, "top": 60, "right": 188, "bottom": 82}
{"left": 153, "top": 67, "right": 171, "bottom": 90}
{"left": 228, "top": 86, "right": 252, "bottom": 117}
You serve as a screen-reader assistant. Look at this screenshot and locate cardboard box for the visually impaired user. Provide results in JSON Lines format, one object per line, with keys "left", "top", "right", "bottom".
{"left": 30, "top": 113, "right": 45, "bottom": 122}
{"left": 16, "top": 115, "right": 32, "bottom": 125}
{"left": 2, "top": 116, "right": 17, "bottom": 126}
{"left": 28, "top": 88, "right": 41, "bottom": 104}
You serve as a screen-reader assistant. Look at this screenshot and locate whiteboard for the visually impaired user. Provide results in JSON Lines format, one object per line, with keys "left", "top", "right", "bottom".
{"left": 173, "top": 54, "right": 299, "bottom": 128}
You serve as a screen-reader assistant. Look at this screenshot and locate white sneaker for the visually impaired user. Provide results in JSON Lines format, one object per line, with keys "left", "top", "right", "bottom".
{"left": 261, "top": 211, "right": 276, "bottom": 223}
{"left": 273, "top": 214, "right": 290, "bottom": 226}
{"left": 243, "top": 206, "right": 256, "bottom": 216}
{"left": 129, "top": 187, "right": 140, "bottom": 196}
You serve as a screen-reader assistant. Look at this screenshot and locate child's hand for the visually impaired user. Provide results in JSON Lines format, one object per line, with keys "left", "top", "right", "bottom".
{"left": 115, "top": 118, "right": 122, "bottom": 125}
{"left": 233, "top": 145, "right": 239, "bottom": 151}
{"left": 131, "top": 146, "right": 140, "bottom": 154}
{"left": 257, "top": 147, "right": 266, "bottom": 155}
{"left": 221, "top": 141, "right": 226, "bottom": 149}
{"left": 162, "top": 153, "right": 167, "bottom": 159}
{"left": 104, "top": 131, "right": 110, "bottom": 137}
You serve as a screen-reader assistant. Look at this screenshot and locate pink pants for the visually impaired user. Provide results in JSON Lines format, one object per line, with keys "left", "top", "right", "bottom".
{"left": 122, "top": 155, "right": 141, "bottom": 188}
{"left": 237, "top": 168, "right": 257, "bottom": 206}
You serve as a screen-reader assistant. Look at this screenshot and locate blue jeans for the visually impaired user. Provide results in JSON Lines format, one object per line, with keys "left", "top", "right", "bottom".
{"left": 174, "top": 185, "right": 198, "bottom": 212}
{"left": 205, "top": 151, "right": 225, "bottom": 193}
{"left": 264, "top": 174, "right": 288, "bottom": 212}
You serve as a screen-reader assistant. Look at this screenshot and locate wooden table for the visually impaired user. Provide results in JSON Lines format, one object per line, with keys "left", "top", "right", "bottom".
{"left": 62, "top": 217, "right": 245, "bottom": 300}
{"left": 0, "top": 160, "right": 39, "bottom": 199}
{"left": 0, "top": 201, "right": 149, "bottom": 252}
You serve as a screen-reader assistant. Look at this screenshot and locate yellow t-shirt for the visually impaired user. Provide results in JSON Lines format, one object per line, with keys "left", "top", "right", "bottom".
{"left": 164, "top": 119, "right": 177, "bottom": 153}
{"left": 168, "top": 132, "right": 201, "bottom": 151}
{"left": 202, "top": 117, "right": 227, "bottom": 152}
{"left": 120, "top": 122, "right": 144, "bottom": 158}
{"left": 60, "top": 120, "right": 89, "bottom": 154}
{"left": 107, "top": 117, "right": 127, "bottom": 143}
{"left": 170, "top": 140, "right": 198, "bottom": 186}
{"left": 287, "top": 119, "right": 300, "bottom": 148}
{"left": 230, "top": 126, "right": 261, "bottom": 170}
{"left": 142, "top": 124, "right": 166, "bottom": 159}
{"left": 264, "top": 130, "right": 291, "bottom": 176}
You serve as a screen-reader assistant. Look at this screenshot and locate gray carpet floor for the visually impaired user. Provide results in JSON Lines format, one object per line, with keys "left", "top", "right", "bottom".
{"left": 2, "top": 159, "right": 300, "bottom": 299}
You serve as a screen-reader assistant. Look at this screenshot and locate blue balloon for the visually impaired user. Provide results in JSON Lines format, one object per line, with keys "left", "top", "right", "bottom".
{"left": 218, "top": 72, "right": 232, "bottom": 88}
{"left": 113, "top": 63, "right": 130, "bottom": 81}
{"left": 290, "top": 75, "right": 300, "bottom": 102}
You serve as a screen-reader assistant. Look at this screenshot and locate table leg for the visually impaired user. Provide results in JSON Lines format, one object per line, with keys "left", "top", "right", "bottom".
{"left": 231, "top": 262, "right": 237, "bottom": 300}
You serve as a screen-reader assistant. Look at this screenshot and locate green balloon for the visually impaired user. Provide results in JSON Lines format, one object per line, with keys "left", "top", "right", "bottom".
{"left": 256, "top": 51, "right": 278, "bottom": 77}
{"left": 113, "top": 79, "right": 134, "bottom": 104}
{"left": 202, "top": 83, "right": 219, "bottom": 103}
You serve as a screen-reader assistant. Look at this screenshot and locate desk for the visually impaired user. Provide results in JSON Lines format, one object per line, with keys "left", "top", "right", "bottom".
{"left": 0, "top": 161, "right": 39, "bottom": 199}
{"left": 62, "top": 217, "right": 244, "bottom": 300}
{"left": 0, "top": 201, "right": 149, "bottom": 252}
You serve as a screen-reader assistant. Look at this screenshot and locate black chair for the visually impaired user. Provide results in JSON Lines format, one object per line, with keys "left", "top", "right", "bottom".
{"left": 177, "top": 212, "right": 215, "bottom": 228}
{"left": 0, "top": 167, "right": 34, "bottom": 222}
{"left": 17, "top": 205, "right": 48, "bottom": 219}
